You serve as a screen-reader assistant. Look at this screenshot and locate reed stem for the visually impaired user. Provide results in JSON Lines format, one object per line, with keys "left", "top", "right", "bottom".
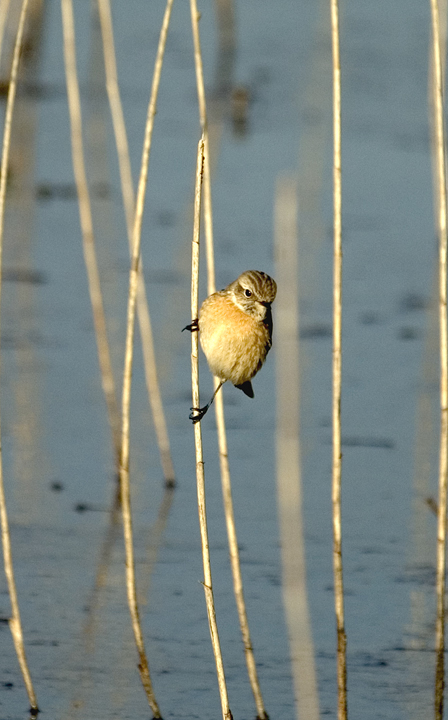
{"left": 61, "top": 0, "right": 121, "bottom": 464}
{"left": 429, "top": 1, "right": 448, "bottom": 717}
{"left": 330, "top": 0, "right": 347, "bottom": 718}
{"left": 189, "top": 0, "right": 215, "bottom": 294}
{"left": 0, "top": 0, "right": 11, "bottom": 72}
{"left": 190, "top": 136, "right": 232, "bottom": 720}
{"left": 0, "top": 0, "right": 38, "bottom": 712}
{"left": 118, "top": 0, "right": 173, "bottom": 714}
{"left": 275, "top": 175, "right": 320, "bottom": 720}
{"left": 214, "top": 389, "right": 268, "bottom": 719}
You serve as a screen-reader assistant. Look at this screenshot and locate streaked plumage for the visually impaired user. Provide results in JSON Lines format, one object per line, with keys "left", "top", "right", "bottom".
{"left": 186, "top": 270, "right": 277, "bottom": 422}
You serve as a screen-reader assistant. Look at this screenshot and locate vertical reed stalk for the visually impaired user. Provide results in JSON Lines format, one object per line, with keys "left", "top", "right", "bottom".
{"left": 275, "top": 176, "right": 320, "bottom": 720}
{"left": 190, "top": 0, "right": 215, "bottom": 294}
{"left": 330, "top": 0, "right": 347, "bottom": 718}
{"left": 189, "top": 4, "right": 268, "bottom": 717}
{"left": 190, "top": 136, "right": 232, "bottom": 720}
{"left": 214, "top": 389, "right": 268, "bottom": 720}
{"left": 0, "top": 0, "right": 11, "bottom": 72}
{"left": 118, "top": 0, "right": 173, "bottom": 714}
{"left": 430, "top": 1, "right": 448, "bottom": 717}
{"left": 61, "top": 0, "right": 121, "bottom": 464}
{"left": 97, "top": 0, "right": 175, "bottom": 486}
{"left": 0, "top": 0, "right": 38, "bottom": 713}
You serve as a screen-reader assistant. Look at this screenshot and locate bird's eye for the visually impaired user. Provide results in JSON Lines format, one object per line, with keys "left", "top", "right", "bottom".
{"left": 244, "top": 288, "right": 252, "bottom": 298}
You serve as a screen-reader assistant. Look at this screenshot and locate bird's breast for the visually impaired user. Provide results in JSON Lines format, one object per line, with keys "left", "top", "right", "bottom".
{"left": 199, "top": 293, "right": 271, "bottom": 385}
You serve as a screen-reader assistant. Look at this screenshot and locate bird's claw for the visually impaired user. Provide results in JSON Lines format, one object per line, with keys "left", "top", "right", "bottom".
{"left": 182, "top": 318, "right": 199, "bottom": 333}
{"left": 189, "top": 405, "right": 209, "bottom": 424}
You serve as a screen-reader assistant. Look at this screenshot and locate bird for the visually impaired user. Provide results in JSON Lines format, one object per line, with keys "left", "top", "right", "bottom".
{"left": 183, "top": 270, "right": 277, "bottom": 423}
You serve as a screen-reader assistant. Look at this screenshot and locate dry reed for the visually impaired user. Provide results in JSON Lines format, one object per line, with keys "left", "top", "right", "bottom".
{"left": 0, "top": 0, "right": 38, "bottom": 713}
{"left": 330, "top": 0, "right": 347, "bottom": 718}
{"left": 189, "top": 135, "right": 233, "bottom": 720}
{"left": 118, "top": 0, "right": 174, "bottom": 714}
{"left": 97, "top": 0, "right": 175, "bottom": 486}
{"left": 189, "top": 0, "right": 215, "bottom": 293}
{"left": 189, "top": 3, "right": 268, "bottom": 716}
{"left": 275, "top": 175, "right": 320, "bottom": 720}
{"left": 214, "top": 388, "right": 268, "bottom": 719}
{"left": 429, "top": 0, "right": 448, "bottom": 716}
{"left": 0, "top": 0, "right": 11, "bottom": 71}
{"left": 61, "top": 0, "right": 121, "bottom": 464}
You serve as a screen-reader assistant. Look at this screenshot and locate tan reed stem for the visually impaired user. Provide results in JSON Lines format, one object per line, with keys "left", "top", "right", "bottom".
{"left": 189, "top": 3, "right": 268, "bottom": 717}
{"left": 97, "top": 0, "right": 175, "bottom": 486}
{"left": 118, "top": 0, "right": 173, "bottom": 714}
{"left": 0, "top": 0, "right": 38, "bottom": 712}
{"left": 190, "top": 0, "right": 215, "bottom": 294}
{"left": 430, "top": 1, "right": 448, "bottom": 717}
{"left": 190, "top": 136, "right": 232, "bottom": 720}
{"left": 330, "top": 0, "right": 347, "bottom": 718}
{"left": 0, "top": 0, "right": 11, "bottom": 71}
{"left": 61, "top": 0, "right": 121, "bottom": 464}
{"left": 275, "top": 175, "right": 320, "bottom": 720}
{"left": 213, "top": 389, "right": 268, "bottom": 720}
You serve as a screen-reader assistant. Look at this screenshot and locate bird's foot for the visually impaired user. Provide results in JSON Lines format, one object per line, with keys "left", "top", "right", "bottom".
{"left": 182, "top": 318, "right": 199, "bottom": 332}
{"left": 189, "top": 404, "right": 210, "bottom": 424}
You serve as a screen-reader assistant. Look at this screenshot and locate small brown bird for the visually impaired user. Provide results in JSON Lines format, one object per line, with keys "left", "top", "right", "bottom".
{"left": 184, "top": 270, "right": 277, "bottom": 423}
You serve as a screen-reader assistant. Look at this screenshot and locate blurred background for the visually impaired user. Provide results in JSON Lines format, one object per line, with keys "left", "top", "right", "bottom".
{"left": 0, "top": 1, "right": 442, "bottom": 718}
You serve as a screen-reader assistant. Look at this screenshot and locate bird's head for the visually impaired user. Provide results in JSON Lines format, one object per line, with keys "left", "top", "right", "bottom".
{"left": 229, "top": 270, "right": 277, "bottom": 319}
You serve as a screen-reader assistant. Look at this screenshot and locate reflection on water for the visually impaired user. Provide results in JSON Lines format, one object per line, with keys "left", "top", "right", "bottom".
{"left": 0, "top": 1, "right": 445, "bottom": 720}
